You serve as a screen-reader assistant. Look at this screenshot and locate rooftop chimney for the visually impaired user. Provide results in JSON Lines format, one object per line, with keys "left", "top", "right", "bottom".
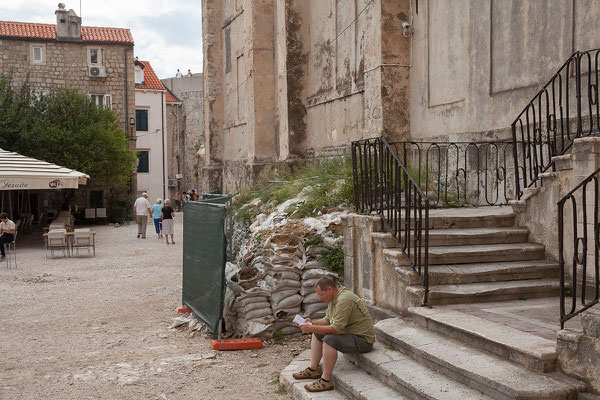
{"left": 55, "top": 3, "right": 82, "bottom": 42}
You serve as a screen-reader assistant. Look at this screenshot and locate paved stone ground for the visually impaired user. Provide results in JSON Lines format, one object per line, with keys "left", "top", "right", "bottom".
{"left": 0, "top": 214, "right": 307, "bottom": 400}
{"left": 444, "top": 297, "right": 581, "bottom": 340}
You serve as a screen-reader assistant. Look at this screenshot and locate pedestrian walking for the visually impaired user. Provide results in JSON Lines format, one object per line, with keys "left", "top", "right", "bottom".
{"left": 133, "top": 192, "right": 152, "bottom": 239}
{"left": 152, "top": 198, "right": 163, "bottom": 239}
{"left": 161, "top": 199, "right": 176, "bottom": 244}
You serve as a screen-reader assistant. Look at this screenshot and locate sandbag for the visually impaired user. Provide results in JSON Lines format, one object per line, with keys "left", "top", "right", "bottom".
{"left": 279, "top": 325, "right": 301, "bottom": 335}
{"left": 270, "top": 270, "right": 301, "bottom": 281}
{"left": 302, "top": 268, "right": 336, "bottom": 280}
{"left": 304, "top": 259, "right": 325, "bottom": 270}
{"left": 272, "top": 294, "right": 303, "bottom": 310}
{"left": 271, "top": 279, "right": 301, "bottom": 291}
{"left": 270, "top": 289, "right": 300, "bottom": 304}
{"left": 243, "top": 307, "right": 273, "bottom": 320}
{"left": 274, "top": 305, "right": 301, "bottom": 319}
{"left": 237, "top": 301, "right": 271, "bottom": 314}
{"left": 237, "top": 294, "right": 270, "bottom": 307}
{"left": 300, "top": 285, "right": 315, "bottom": 296}
{"left": 302, "top": 302, "right": 327, "bottom": 315}
{"left": 302, "top": 292, "right": 321, "bottom": 304}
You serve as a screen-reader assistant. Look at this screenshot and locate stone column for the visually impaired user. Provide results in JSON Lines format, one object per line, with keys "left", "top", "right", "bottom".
{"left": 247, "top": 0, "right": 278, "bottom": 164}
{"left": 380, "top": 0, "right": 411, "bottom": 141}
{"left": 201, "top": 0, "right": 225, "bottom": 191}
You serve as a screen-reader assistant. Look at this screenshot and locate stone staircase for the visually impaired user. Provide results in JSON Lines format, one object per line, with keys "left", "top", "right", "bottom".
{"left": 280, "top": 207, "right": 596, "bottom": 399}
{"left": 383, "top": 206, "right": 560, "bottom": 305}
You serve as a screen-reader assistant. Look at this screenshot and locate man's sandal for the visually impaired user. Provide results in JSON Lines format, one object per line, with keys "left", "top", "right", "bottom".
{"left": 304, "top": 378, "right": 334, "bottom": 392}
{"left": 292, "top": 367, "right": 321, "bottom": 380}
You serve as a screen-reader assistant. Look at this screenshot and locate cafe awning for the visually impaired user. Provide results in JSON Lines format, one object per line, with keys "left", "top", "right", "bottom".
{"left": 0, "top": 149, "right": 89, "bottom": 190}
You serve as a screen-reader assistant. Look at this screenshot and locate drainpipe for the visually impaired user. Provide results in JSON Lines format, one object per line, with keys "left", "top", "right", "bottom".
{"left": 123, "top": 48, "right": 129, "bottom": 133}
{"left": 161, "top": 91, "right": 166, "bottom": 200}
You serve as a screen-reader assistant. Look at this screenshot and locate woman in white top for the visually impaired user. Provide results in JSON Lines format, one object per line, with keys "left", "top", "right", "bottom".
{"left": 0, "top": 212, "right": 16, "bottom": 261}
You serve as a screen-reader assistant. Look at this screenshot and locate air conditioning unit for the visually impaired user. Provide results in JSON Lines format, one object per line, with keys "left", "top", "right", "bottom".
{"left": 88, "top": 66, "right": 106, "bottom": 78}
{"left": 168, "top": 178, "right": 178, "bottom": 187}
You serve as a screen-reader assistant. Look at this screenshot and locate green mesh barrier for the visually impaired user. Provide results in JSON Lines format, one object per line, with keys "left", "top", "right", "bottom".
{"left": 182, "top": 201, "right": 227, "bottom": 338}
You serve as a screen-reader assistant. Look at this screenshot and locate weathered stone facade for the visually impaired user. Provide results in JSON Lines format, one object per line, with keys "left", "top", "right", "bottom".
{"left": 162, "top": 75, "right": 205, "bottom": 196}
{"left": 0, "top": 38, "right": 135, "bottom": 141}
{"left": 200, "top": 0, "right": 409, "bottom": 193}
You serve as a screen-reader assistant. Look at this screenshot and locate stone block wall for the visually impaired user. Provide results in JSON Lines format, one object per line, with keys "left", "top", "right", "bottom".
{"left": 162, "top": 75, "right": 205, "bottom": 194}
{"left": 342, "top": 213, "right": 418, "bottom": 314}
{"left": 0, "top": 38, "right": 136, "bottom": 138}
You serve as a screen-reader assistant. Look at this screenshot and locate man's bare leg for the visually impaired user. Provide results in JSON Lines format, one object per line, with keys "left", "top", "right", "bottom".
{"left": 310, "top": 333, "right": 323, "bottom": 370}
{"left": 321, "top": 342, "right": 338, "bottom": 381}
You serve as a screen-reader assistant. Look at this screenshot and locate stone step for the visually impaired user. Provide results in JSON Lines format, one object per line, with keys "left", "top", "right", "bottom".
{"left": 280, "top": 349, "right": 407, "bottom": 400}
{"left": 425, "top": 206, "right": 515, "bottom": 229}
{"left": 385, "top": 243, "right": 546, "bottom": 266}
{"left": 408, "top": 307, "right": 558, "bottom": 372}
{"left": 375, "top": 318, "right": 584, "bottom": 400}
{"left": 280, "top": 350, "right": 350, "bottom": 400}
{"left": 334, "top": 355, "right": 408, "bottom": 400}
{"left": 345, "top": 342, "right": 493, "bottom": 399}
{"left": 398, "top": 206, "right": 515, "bottom": 229}
{"left": 410, "top": 278, "right": 561, "bottom": 305}
{"left": 403, "top": 227, "right": 530, "bottom": 246}
{"left": 395, "top": 260, "right": 558, "bottom": 285}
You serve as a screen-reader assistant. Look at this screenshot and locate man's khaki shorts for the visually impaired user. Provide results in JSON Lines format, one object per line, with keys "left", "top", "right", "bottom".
{"left": 314, "top": 333, "right": 373, "bottom": 354}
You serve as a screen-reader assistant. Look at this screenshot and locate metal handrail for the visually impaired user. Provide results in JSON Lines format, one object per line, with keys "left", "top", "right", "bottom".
{"left": 352, "top": 137, "right": 429, "bottom": 304}
{"left": 389, "top": 140, "right": 517, "bottom": 207}
{"left": 512, "top": 48, "right": 600, "bottom": 199}
{"left": 558, "top": 167, "right": 600, "bottom": 329}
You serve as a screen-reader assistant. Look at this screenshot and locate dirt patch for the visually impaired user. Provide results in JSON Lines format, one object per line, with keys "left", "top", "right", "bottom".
{"left": 0, "top": 215, "right": 307, "bottom": 400}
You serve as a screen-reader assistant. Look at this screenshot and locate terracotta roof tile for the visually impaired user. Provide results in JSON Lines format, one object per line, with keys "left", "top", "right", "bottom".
{"left": 135, "top": 61, "right": 166, "bottom": 91}
{"left": 166, "top": 92, "right": 177, "bottom": 103}
{"left": 0, "top": 21, "right": 133, "bottom": 44}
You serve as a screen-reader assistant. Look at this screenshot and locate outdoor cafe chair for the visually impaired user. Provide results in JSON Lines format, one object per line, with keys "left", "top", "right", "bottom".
{"left": 46, "top": 229, "right": 69, "bottom": 258}
{"left": 4, "top": 231, "right": 17, "bottom": 269}
{"left": 72, "top": 228, "right": 95, "bottom": 257}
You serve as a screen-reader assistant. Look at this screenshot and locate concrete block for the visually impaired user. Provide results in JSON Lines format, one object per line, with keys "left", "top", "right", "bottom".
{"left": 582, "top": 311, "right": 600, "bottom": 338}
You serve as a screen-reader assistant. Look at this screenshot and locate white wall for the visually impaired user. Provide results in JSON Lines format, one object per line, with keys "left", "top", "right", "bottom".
{"left": 135, "top": 89, "right": 168, "bottom": 203}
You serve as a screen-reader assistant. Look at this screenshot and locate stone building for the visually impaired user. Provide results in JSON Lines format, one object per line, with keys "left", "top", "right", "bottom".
{"left": 200, "top": 0, "right": 409, "bottom": 193}
{"left": 162, "top": 73, "right": 204, "bottom": 200}
{"left": 0, "top": 4, "right": 136, "bottom": 213}
{"left": 200, "top": 0, "right": 600, "bottom": 194}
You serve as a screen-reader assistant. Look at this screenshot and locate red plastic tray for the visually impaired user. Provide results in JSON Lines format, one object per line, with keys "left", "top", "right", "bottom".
{"left": 211, "top": 338, "right": 263, "bottom": 351}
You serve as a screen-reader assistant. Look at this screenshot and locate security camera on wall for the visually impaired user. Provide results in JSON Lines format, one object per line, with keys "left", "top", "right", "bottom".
{"left": 402, "top": 21, "right": 414, "bottom": 37}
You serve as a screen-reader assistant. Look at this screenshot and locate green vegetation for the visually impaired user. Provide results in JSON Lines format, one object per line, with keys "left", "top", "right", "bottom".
{"left": 385, "top": 343, "right": 396, "bottom": 351}
{"left": 518, "top": 295, "right": 527, "bottom": 301}
{"left": 305, "top": 233, "right": 324, "bottom": 246}
{"left": 0, "top": 72, "right": 136, "bottom": 187}
{"left": 275, "top": 384, "right": 287, "bottom": 395}
{"left": 564, "top": 285, "right": 573, "bottom": 297}
{"left": 233, "top": 156, "right": 354, "bottom": 224}
{"left": 272, "top": 329, "right": 284, "bottom": 341}
{"left": 319, "top": 245, "right": 344, "bottom": 275}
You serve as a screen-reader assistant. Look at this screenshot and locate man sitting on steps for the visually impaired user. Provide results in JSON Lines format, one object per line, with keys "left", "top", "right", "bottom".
{"left": 294, "top": 277, "right": 375, "bottom": 392}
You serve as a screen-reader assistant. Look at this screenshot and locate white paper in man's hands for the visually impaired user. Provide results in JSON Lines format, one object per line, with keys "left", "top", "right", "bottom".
{"left": 293, "top": 314, "right": 311, "bottom": 325}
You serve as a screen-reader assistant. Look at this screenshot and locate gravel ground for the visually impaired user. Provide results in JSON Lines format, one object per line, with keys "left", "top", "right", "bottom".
{"left": 0, "top": 213, "right": 308, "bottom": 400}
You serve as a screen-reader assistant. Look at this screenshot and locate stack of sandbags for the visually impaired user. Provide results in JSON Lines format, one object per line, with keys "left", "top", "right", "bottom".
{"left": 264, "top": 234, "right": 304, "bottom": 335}
{"left": 228, "top": 257, "right": 274, "bottom": 338}
{"left": 301, "top": 258, "right": 337, "bottom": 319}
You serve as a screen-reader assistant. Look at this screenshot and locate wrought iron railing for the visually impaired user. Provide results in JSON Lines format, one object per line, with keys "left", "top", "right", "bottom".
{"left": 512, "top": 49, "right": 600, "bottom": 199}
{"left": 390, "top": 141, "right": 517, "bottom": 207}
{"left": 558, "top": 167, "right": 600, "bottom": 329}
{"left": 352, "top": 137, "right": 429, "bottom": 304}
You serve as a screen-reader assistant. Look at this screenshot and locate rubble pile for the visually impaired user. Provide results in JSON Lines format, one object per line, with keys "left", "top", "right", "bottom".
{"left": 225, "top": 214, "right": 345, "bottom": 339}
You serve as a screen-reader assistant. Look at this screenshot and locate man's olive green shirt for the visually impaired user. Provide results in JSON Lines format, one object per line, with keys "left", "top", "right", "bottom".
{"left": 324, "top": 286, "right": 375, "bottom": 344}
